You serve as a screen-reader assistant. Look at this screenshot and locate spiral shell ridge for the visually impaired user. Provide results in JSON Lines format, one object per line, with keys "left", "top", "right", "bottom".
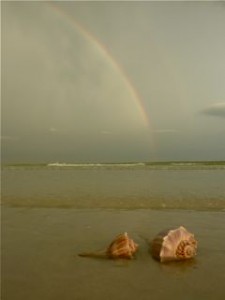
{"left": 151, "top": 226, "right": 197, "bottom": 262}
{"left": 79, "top": 232, "right": 138, "bottom": 259}
{"left": 107, "top": 232, "right": 138, "bottom": 259}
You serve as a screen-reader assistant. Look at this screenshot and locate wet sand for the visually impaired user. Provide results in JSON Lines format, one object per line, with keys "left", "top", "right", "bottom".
{"left": 2, "top": 207, "right": 225, "bottom": 300}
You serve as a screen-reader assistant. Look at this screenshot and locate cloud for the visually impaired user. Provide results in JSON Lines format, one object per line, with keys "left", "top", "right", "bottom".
{"left": 1, "top": 135, "right": 19, "bottom": 141}
{"left": 101, "top": 130, "right": 113, "bottom": 135}
{"left": 153, "top": 129, "right": 179, "bottom": 134}
{"left": 49, "top": 127, "right": 58, "bottom": 133}
{"left": 201, "top": 102, "right": 225, "bottom": 118}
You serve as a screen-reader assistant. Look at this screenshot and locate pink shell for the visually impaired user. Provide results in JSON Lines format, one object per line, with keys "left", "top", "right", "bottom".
{"left": 151, "top": 226, "right": 197, "bottom": 262}
{"left": 107, "top": 232, "right": 138, "bottom": 259}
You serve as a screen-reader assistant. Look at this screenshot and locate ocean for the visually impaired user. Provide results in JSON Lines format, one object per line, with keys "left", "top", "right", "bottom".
{"left": 2, "top": 162, "right": 225, "bottom": 210}
{"left": 2, "top": 162, "right": 225, "bottom": 299}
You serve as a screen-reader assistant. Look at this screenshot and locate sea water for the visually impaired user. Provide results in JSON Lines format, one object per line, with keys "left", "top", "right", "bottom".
{"left": 2, "top": 162, "right": 225, "bottom": 210}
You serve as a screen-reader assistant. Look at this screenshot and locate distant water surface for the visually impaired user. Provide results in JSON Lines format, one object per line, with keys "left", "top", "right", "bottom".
{"left": 2, "top": 162, "right": 225, "bottom": 210}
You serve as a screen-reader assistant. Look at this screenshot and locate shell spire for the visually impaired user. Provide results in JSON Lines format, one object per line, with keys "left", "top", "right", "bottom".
{"left": 150, "top": 226, "right": 197, "bottom": 262}
{"left": 107, "top": 232, "right": 138, "bottom": 259}
{"left": 79, "top": 232, "right": 138, "bottom": 259}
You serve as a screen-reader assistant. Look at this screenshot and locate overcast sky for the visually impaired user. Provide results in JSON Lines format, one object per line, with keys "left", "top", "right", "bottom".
{"left": 2, "top": 1, "right": 225, "bottom": 163}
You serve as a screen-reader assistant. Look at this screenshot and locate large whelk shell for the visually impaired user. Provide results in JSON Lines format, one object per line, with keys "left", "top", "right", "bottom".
{"left": 79, "top": 232, "right": 138, "bottom": 259}
{"left": 150, "top": 226, "right": 197, "bottom": 262}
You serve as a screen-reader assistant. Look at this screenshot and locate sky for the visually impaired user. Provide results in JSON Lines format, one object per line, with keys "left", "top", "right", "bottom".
{"left": 2, "top": 0, "right": 225, "bottom": 163}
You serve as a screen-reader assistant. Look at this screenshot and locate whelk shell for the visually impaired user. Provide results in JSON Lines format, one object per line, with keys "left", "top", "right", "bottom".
{"left": 150, "top": 226, "right": 197, "bottom": 262}
{"left": 79, "top": 232, "right": 138, "bottom": 259}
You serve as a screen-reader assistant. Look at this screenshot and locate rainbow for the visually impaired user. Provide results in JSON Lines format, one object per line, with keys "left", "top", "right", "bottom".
{"left": 49, "top": 3, "right": 151, "bottom": 128}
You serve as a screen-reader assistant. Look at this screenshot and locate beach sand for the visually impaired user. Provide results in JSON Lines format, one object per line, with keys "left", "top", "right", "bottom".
{"left": 2, "top": 207, "right": 225, "bottom": 300}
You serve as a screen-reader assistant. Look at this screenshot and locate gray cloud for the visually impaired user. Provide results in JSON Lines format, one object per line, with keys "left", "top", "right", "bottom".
{"left": 153, "top": 129, "right": 179, "bottom": 134}
{"left": 1, "top": 136, "right": 19, "bottom": 141}
{"left": 201, "top": 103, "right": 225, "bottom": 119}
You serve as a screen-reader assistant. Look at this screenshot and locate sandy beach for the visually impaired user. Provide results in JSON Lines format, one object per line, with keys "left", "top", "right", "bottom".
{"left": 2, "top": 207, "right": 225, "bottom": 300}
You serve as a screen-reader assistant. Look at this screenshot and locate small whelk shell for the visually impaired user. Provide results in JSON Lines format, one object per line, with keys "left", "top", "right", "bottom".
{"left": 150, "top": 226, "right": 197, "bottom": 262}
{"left": 79, "top": 232, "right": 138, "bottom": 259}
